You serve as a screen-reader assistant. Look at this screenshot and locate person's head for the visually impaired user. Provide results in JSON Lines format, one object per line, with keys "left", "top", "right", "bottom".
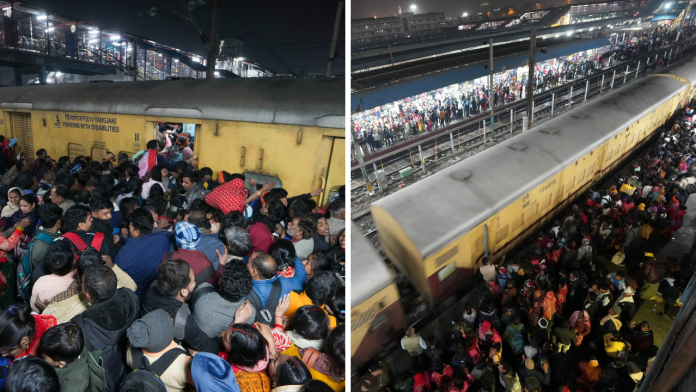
{"left": 149, "top": 165, "right": 163, "bottom": 183}
{"left": 38, "top": 323, "right": 83, "bottom": 368}
{"left": 247, "top": 251, "right": 277, "bottom": 280}
{"left": 5, "top": 355, "right": 60, "bottom": 392}
{"left": 269, "top": 355, "right": 311, "bottom": 387}
{"left": 119, "top": 197, "right": 139, "bottom": 218}
{"left": 36, "top": 149, "right": 47, "bottom": 159}
{"left": 640, "top": 321, "right": 651, "bottom": 332}
{"left": 303, "top": 252, "right": 333, "bottom": 278}
{"left": 89, "top": 196, "right": 112, "bottom": 221}
{"left": 220, "top": 324, "right": 267, "bottom": 367}
{"left": 498, "top": 362, "right": 511, "bottom": 374}
{"left": 186, "top": 208, "right": 210, "bottom": 230}
{"left": 269, "top": 239, "right": 296, "bottom": 270}
{"left": 223, "top": 227, "right": 252, "bottom": 257}
{"left": 314, "top": 214, "right": 329, "bottom": 237}
{"left": 293, "top": 305, "right": 331, "bottom": 341}
{"left": 305, "top": 271, "right": 338, "bottom": 307}
{"left": 128, "top": 208, "right": 154, "bottom": 238}
{"left": 288, "top": 200, "right": 311, "bottom": 219}
{"left": 287, "top": 216, "right": 315, "bottom": 240}
{"left": 38, "top": 203, "right": 63, "bottom": 231}
{"left": 81, "top": 264, "right": 117, "bottom": 304}
{"left": 127, "top": 309, "right": 175, "bottom": 353}
{"left": 63, "top": 205, "right": 93, "bottom": 232}
{"left": 326, "top": 286, "right": 345, "bottom": 325}
{"left": 45, "top": 240, "right": 75, "bottom": 277}
{"left": 328, "top": 197, "right": 345, "bottom": 220}
{"left": 19, "top": 194, "right": 37, "bottom": 214}
{"left": 157, "top": 260, "right": 196, "bottom": 302}
{"left": 0, "top": 305, "right": 36, "bottom": 357}
{"left": 219, "top": 259, "right": 253, "bottom": 302}
{"left": 221, "top": 211, "right": 248, "bottom": 231}
{"left": 299, "top": 380, "right": 333, "bottom": 392}
{"left": 325, "top": 327, "right": 344, "bottom": 368}
{"left": 182, "top": 171, "right": 199, "bottom": 191}
{"left": 615, "top": 271, "right": 624, "bottom": 280}
{"left": 146, "top": 139, "right": 160, "bottom": 152}
{"left": 7, "top": 187, "right": 21, "bottom": 206}
{"left": 175, "top": 221, "right": 201, "bottom": 250}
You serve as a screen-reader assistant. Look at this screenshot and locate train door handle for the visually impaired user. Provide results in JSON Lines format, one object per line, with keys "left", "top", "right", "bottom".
{"left": 240, "top": 146, "right": 246, "bottom": 167}
{"left": 258, "top": 149, "right": 264, "bottom": 170}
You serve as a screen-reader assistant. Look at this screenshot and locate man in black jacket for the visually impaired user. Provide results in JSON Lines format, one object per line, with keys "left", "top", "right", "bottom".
{"left": 62, "top": 205, "right": 113, "bottom": 257}
{"left": 72, "top": 264, "right": 139, "bottom": 392}
{"left": 89, "top": 194, "right": 115, "bottom": 258}
{"left": 140, "top": 259, "right": 246, "bottom": 354}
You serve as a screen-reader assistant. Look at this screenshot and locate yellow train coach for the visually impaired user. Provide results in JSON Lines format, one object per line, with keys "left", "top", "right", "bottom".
{"left": 371, "top": 64, "right": 696, "bottom": 309}
{"left": 0, "top": 78, "right": 345, "bottom": 205}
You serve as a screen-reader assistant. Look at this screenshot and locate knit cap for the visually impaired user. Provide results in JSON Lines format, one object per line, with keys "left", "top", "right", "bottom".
{"left": 176, "top": 221, "right": 201, "bottom": 250}
{"left": 127, "top": 309, "right": 174, "bottom": 352}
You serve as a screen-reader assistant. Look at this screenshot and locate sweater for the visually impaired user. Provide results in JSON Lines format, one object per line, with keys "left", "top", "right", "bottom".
{"left": 167, "top": 248, "right": 222, "bottom": 284}
{"left": 191, "top": 282, "right": 257, "bottom": 338}
{"left": 115, "top": 231, "right": 172, "bottom": 301}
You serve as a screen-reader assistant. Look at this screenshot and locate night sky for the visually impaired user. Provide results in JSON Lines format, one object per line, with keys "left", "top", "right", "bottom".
{"left": 352, "top": 0, "right": 578, "bottom": 19}
{"left": 30, "top": 0, "right": 344, "bottom": 76}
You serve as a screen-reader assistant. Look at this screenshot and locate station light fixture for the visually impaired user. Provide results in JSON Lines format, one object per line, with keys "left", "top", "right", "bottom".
{"left": 89, "top": 39, "right": 98, "bottom": 43}
{"left": 174, "top": 59, "right": 179, "bottom": 62}
{"left": 110, "top": 35, "right": 121, "bottom": 41}
{"left": 56, "top": 72, "right": 62, "bottom": 76}
{"left": 37, "top": 14, "right": 47, "bottom": 20}
{"left": 47, "top": 27, "right": 54, "bottom": 32}
{"left": 665, "top": 3, "right": 672, "bottom": 9}
{"left": 463, "top": 12, "right": 468, "bottom": 17}
{"left": 567, "top": 30, "right": 573, "bottom": 36}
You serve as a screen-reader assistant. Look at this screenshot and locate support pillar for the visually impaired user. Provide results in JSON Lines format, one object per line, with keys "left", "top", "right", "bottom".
{"left": 449, "top": 132, "right": 455, "bottom": 154}
{"left": 611, "top": 70, "right": 616, "bottom": 88}
{"left": 568, "top": 86, "right": 573, "bottom": 107}
{"left": 636, "top": 61, "right": 640, "bottom": 79}
{"left": 418, "top": 144, "right": 426, "bottom": 174}
{"left": 38, "top": 65, "right": 46, "bottom": 85}
{"left": 584, "top": 80, "right": 589, "bottom": 101}
{"left": 601, "top": 74, "right": 605, "bottom": 91}
{"left": 623, "top": 65, "right": 628, "bottom": 84}
{"left": 551, "top": 93, "right": 555, "bottom": 115}
{"left": 14, "top": 68, "right": 22, "bottom": 86}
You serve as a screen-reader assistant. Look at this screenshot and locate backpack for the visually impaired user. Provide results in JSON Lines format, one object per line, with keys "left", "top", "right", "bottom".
{"left": 0, "top": 356, "right": 8, "bottom": 391}
{"left": 247, "top": 278, "right": 282, "bottom": 325}
{"left": 61, "top": 232, "right": 104, "bottom": 259}
{"left": 17, "top": 232, "right": 54, "bottom": 301}
{"left": 504, "top": 372, "right": 522, "bottom": 392}
{"left": 164, "top": 251, "right": 216, "bottom": 286}
{"left": 506, "top": 325, "right": 525, "bottom": 355}
{"left": 118, "top": 347, "right": 185, "bottom": 392}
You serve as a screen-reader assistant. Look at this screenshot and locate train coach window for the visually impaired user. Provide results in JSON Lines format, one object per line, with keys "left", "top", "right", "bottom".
{"left": 541, "top": 194, "right": 552, "bottom": 210}
{"left": 91, "top": 147, "right": 109, "bottom": 162}
{"left": 437, "top": 262, "right": 457, "bottom": 282}
{"left": 566, "top": 178, "right": 575, "bottom": 192}
{"left": 496, "top": 225, "right": 508, "bottom": 244}
{"left": 68, "top": 143, "right": 85, "bottom": 160}
{"left": 369, "top": 313, "right": 391, "bottom": 332}
{"left": 512, "top": 215, "right": 524, "bottom": 231}
{"left": 473, "top": 236, "right": 484, "bottom": 260}
{"left": 555, "top": 185, "right": 564, "bottom": 202}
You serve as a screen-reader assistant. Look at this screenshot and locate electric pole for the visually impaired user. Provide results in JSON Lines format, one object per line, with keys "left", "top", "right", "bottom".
{"left": 326, "top": 1, "right": 344, "bottom": 77}
{"left": 206, "top": 0, "right": 221, "bottom": 79}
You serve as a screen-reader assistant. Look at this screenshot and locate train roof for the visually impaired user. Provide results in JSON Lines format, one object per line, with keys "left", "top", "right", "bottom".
{"left": 352, "top": 223, "right": 395, "bottom": 306}
{"left": 661, "top": 57, "right": 696, "bottom": 86}
{"left": 372, "top": 74, "right": 686, "bottom": 260}
{"left": 0, "top": 78, "right": 344, "bottom": 129}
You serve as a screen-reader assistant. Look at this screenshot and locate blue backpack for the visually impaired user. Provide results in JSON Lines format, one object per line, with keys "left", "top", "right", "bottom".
{"left": 507, "top": 324, "right": 525, "bottom": 355}
{"left": 17, "top": 233, "right": 54, "bottom": 301}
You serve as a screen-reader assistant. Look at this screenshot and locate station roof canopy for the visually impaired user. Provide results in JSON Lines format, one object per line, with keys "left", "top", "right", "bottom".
{"left": 352, "top": 37, "right": 611, "bottom": 112}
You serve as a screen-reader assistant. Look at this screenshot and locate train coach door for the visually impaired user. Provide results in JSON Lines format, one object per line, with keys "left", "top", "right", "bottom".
{"left": 322, "top": 137, "right": 345, "bottom": 206}
{"left": 10, "top": 113, "right": 33, "bottom": 157}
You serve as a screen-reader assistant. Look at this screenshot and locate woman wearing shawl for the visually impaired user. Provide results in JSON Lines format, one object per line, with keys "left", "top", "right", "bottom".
{"left": 0, "top": 187, "right": 20, "bottom": 219}
{"left": 577, "top": 357, "right": 603, "bottom": 391}
{"left": 570, "top": 310, "right": 591, "bottom": 345}
{"left": 542, "top": 291, "right": 557, "bottom": 320}
{"left": 137, "top": 141, "right": 159, "bottom": 178}
{"left": 555, "top": 282, "right": 568, "bottom": 317}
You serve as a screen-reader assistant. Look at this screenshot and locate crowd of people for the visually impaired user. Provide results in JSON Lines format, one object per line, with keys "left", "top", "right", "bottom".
{"left": 361, "top": 107, "right": 696, "bottom": 392}
{"left": 351, "top": 26, "right": 694, "bottom": 159}
{"left": 0, "top": 123, "right": 346, "bottom": 392}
